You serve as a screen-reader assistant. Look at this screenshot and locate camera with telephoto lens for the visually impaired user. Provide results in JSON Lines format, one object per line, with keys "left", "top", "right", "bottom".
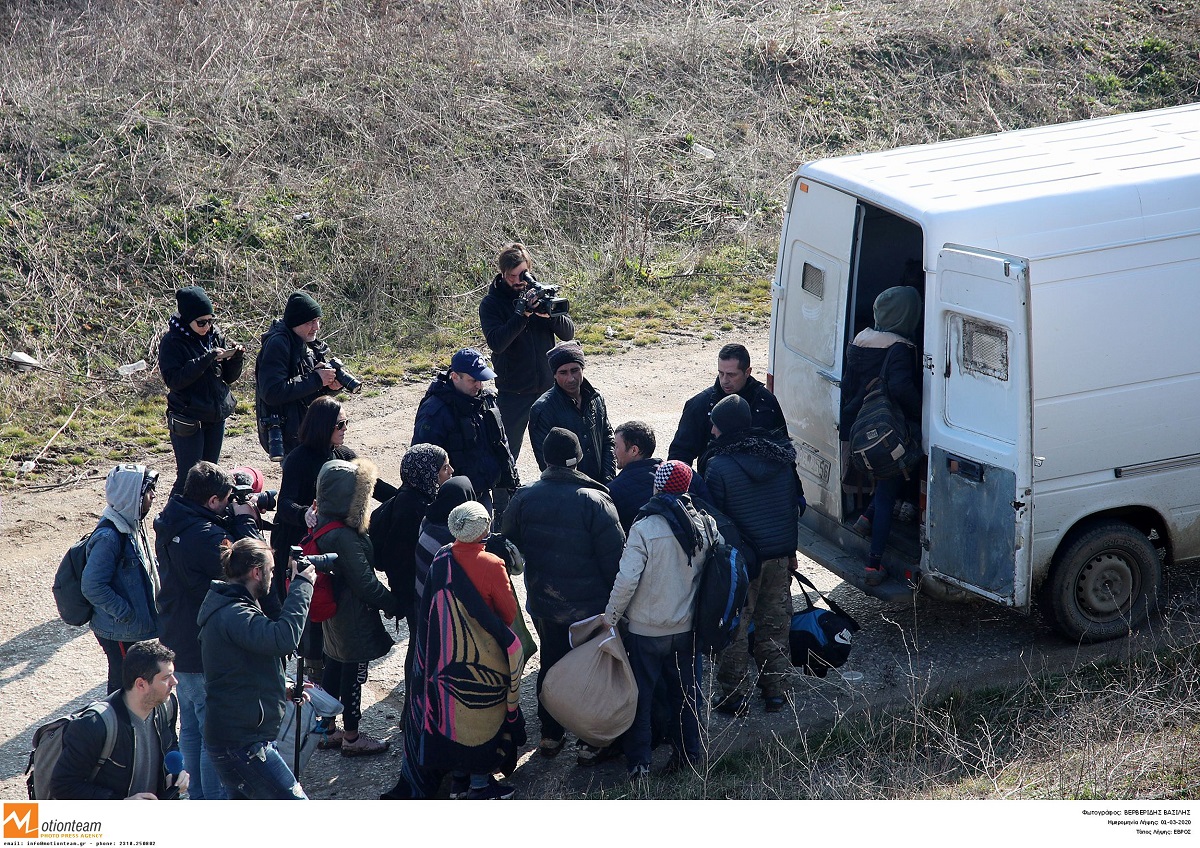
{"left": 231, "top": 484, "right": 278, "bottom": 512}
{"left": 261, "top": 414, "right": 285, "bottom": 462}
{"left": 517, "top": 271, "right": 570, "bottom": 316}
{"left": 290, "top": 545, "right": 338, "bottom": 572}
{"left": 310, "top": 341, "right": 363, "bottom": 395}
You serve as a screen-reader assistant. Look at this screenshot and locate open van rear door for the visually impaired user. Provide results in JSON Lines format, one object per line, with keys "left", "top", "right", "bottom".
{"left": 926, "top": 246, "right": 1033, "bottom": 608}
{"left": 770, "top": 178, "right": 860, "bottom": 519}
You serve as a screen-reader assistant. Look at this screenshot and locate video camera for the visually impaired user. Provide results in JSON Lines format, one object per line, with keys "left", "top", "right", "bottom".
{"left": 517, "top": 271, "right": 570, "bottom": 316}
{"left": 231, "top": 484, "right": 278, "bottom": 512}
{"left": 289, "top": 545, "right": 338, "bottom": 573}
{"left": 311, "top": 340, "right": 363, "bottom": 394}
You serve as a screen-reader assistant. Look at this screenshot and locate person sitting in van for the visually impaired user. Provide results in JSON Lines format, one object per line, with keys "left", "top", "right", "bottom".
{"left": 839, "top": 285, "right": 923, "bottom": 585}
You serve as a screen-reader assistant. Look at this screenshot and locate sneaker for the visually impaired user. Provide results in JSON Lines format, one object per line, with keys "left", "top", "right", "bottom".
{"left": 465, "top": 778, "right": 516, "bottom": 800}
{"left": 576, "top": 741, "right": 619, "bottom": 767}
{"left": 713, "top": 692, "right": 749, "bottom": 717}
{"left": 340, "top": 732, "right": 390, "bottom": 757}
{"left": 763, "top": 695, "right": 787, "bottom": 713}
{"left": 863, "top": 563, "right": 886, "bottom": 587}
{"left": 537, "top": 736, "right": 565, "bottom": 758}
{"left": 851, "top": 515, "right": 872, "bottom": 537}
{"left": 448, "top": 774, "right": 470, "bottom": 800}
{"left": 316, "top": 728, "right": 344, "bottom": 750}
{"left": 628, "top": 763, "right": 651, "bottom": 784}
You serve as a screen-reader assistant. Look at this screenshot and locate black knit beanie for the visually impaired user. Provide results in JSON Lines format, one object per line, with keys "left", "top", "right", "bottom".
{"left": 543, "top": 427, "right": 583, "bottom": 468}
{"left": 176, "top": 286, "right": 213, "bottom": 325}
{"left": 284, "top": 291, "right": 322, "bottom": 328}
{"left": 710, "top": 394, "right": 751, "bottom": 436}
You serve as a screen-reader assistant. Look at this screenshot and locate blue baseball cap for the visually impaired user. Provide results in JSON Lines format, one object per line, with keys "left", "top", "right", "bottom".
{"left": 450, "top": 348, "right": 496, "bottom": 381}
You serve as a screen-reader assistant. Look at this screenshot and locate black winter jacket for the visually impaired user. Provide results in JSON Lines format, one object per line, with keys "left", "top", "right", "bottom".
{"left": 501, "top": 465, "right": 625, "bottom": 624}
{"left": 608, "top": 457, "right": 713, "bottom": 533}
{"left": 253, "top": 319, "right": 335, "bottom": 457}
{"left": 154, "top": 495, "right": 261, "bottom": 673}
{"left": 701, "top": 429, "right": 800, "bottom": 563}
{"left": 478, "top": 275, "right": 575, "bottom": 395}
{"left": 667, "top": 375, "right": 787, "bottom": 466}
{"left": 158, "top": 321, "right": 243, "bottom": 423}
{"left": 838, "top": 332, "right": 921, "bottom": 439}
{"left": 411, "top": 374, "right": 517, "bottom": 495}
{"left": 368, "top": 485, "right": 429, "bottom": 619}
{"left": 49, "top": 690, "right": 179, "bottom": 800}
{"left": 198, "top": 576, "right": 312, "bottom": 749}
{"left": 528, "top": 379, "right": 616, "bottom": 482}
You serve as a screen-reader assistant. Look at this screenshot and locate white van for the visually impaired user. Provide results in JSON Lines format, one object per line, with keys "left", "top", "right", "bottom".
{"left": 766, "top": 103, "right": 1200, "bottom": 642}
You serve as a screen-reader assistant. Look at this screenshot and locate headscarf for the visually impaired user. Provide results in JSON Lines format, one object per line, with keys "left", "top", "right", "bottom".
{"left": 401, "top": 444, "right": 449, "bottom": 501}
{"left": 424, "top": 476, "right": 476, "bottom": 526}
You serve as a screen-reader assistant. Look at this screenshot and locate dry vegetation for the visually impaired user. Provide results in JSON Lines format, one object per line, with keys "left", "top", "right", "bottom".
{"left": 1, "top": 0, "right": 1198, "bottom": 473}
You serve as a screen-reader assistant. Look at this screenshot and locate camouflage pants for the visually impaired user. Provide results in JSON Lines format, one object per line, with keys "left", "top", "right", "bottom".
{"left": 716, "top": 555, "right": 793, "bottom": 699}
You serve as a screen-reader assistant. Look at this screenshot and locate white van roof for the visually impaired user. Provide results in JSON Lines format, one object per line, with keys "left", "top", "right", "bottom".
{"left": 798, "top": 103, "right": 1200, "bottom": 261}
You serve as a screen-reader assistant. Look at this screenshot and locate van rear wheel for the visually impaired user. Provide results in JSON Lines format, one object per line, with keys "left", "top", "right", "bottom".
{"left": 1043, "top": 521, "right": 1160, "bottom": 643}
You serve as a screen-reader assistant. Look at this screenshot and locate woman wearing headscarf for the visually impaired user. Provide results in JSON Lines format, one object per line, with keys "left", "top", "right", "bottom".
{"left": 839, "top": 284, "right": 923, "bottom": 585}
{"left": 158, "top": 286, "right": 244, "bottom": 496}
{"left": 413, "top": 476, "right": 477, "bottom": 604}
{"left": 368, "top": 444, "right": 452, "bottom": 620}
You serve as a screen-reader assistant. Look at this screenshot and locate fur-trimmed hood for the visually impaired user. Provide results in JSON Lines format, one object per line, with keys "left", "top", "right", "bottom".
{"left": 315, "top": 457, "right": 377, "bottom": 534}
{"left": 699, "top": 427, "right": 796, "bottom": 478}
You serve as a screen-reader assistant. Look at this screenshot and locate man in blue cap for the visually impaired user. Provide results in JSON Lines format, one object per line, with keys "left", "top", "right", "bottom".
{"left": 412, "top": 348, "right": 518, "bottom": 514}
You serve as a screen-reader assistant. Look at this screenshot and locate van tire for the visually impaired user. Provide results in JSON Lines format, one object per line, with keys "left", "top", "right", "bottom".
{"left": 1043, "top": 521, "right": 1160, "bottom": 643}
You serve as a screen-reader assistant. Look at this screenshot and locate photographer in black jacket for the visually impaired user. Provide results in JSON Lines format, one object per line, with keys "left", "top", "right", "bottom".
{"left": 254, "top": 291, "right": 343, "bottom": 461}
{"left": 159, "top": 286, "right": 244, "bottom": 496}
{"left": 478, "top": 243, "right": 575, "bottom": 461}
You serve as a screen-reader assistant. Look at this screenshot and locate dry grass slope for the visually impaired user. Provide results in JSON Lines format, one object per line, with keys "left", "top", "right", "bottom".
{"left": 1, "top": 0, "right": 1198, "bottom": 472}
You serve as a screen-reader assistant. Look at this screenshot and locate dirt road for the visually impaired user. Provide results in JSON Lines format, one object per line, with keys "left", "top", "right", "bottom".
{"left": 3, "top": 331, "right": 1195, "bottom": 800}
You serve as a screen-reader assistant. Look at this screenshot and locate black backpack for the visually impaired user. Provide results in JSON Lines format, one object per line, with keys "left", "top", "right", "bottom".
{"left": 788, "top": 571, "right": 860, "bottom": 677}
{"left": 847, "top": 346, "right": 920, "bottom": 480}
{"left": 25, "top": 700, "right": 117, "bottom": 800}
{"left": 693, "top": 514, "right": 750, "bottom": 655}
{"left": 52, "top": 518, "right": 118, "bottom": 627}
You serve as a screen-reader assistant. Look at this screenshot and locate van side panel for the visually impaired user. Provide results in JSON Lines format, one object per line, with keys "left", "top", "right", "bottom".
{"left": 1026, "top": 231, "right": 1200, "bottom": 575}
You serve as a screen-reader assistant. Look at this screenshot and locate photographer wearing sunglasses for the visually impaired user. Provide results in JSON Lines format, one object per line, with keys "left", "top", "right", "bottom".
{"left": 159, "top": 286, "right": 245, "bottom": 497}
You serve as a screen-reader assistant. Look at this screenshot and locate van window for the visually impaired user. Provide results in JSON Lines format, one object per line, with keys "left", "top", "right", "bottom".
{"left": 961, "top": 318, "right": 1009, "bottom": 380}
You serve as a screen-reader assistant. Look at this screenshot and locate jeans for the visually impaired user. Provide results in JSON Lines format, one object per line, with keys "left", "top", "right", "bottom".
{"left": 531, "top": 618, "right": 572, "bottom": 741}
{"left": 168, "top": 418, "right": 225, "bottom": 497}
{"left": 208, "top": 741, "right": 308, "bottom": 800}
{"left": 497, "top": 390, "right": 539, "bottom": 461}
{"left": 624, "top": 631, "right": 700, "bottom": 770}
{"left": 174, "top": 672, "right": 226, "bottom": 800}
{"left": 863, "top": 475, "right": 901, "bottom": 560}
{"left": 94, "top": 635, "right": 128, "bottom": 696}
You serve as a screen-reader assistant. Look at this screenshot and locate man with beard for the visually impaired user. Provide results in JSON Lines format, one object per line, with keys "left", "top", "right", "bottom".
{"left": 479, "top": 243, "right": 575, "bottom": 461}
{"left": 198, "top": 538, "right": 314, "bottom": 799}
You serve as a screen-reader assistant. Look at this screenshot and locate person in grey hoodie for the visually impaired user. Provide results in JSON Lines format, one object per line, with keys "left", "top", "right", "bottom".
{"left": 83, "top": 464, "right": 162, "bottom": 695}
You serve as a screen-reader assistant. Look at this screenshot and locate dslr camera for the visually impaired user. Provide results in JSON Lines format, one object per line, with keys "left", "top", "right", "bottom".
{"left": 231, "top": 484, "right": 278, "bottom": 512}
{"left": 311, "top": 340, "right": 363, "bottom": 394}
{"left": 289, "top": 545, "right": 338, "bottom": 573}
{"left": 517, "top": 271, "right": 570, "bottom": 316}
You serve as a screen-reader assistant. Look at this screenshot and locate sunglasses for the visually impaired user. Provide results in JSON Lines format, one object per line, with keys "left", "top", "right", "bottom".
{"left": 193, "top": 318, "right": 214, "bottom": 328}
{"left": 335, "top": 419, "right": 350, "bottom": 431}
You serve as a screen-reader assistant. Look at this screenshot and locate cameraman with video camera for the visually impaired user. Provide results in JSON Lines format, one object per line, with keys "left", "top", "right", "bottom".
{"left": 154, "top": 461, "right": 263, "bottom": 800}
{"left": 479, "top": 243, "right": 575, "bottom": 462}
{"left": 254, "top": 290, "right": 364, "bottom": 462}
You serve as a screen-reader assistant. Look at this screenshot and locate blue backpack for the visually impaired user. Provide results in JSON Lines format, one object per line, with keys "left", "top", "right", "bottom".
{"left": 693, "top": 514, "right": 750, "bottom": 655}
